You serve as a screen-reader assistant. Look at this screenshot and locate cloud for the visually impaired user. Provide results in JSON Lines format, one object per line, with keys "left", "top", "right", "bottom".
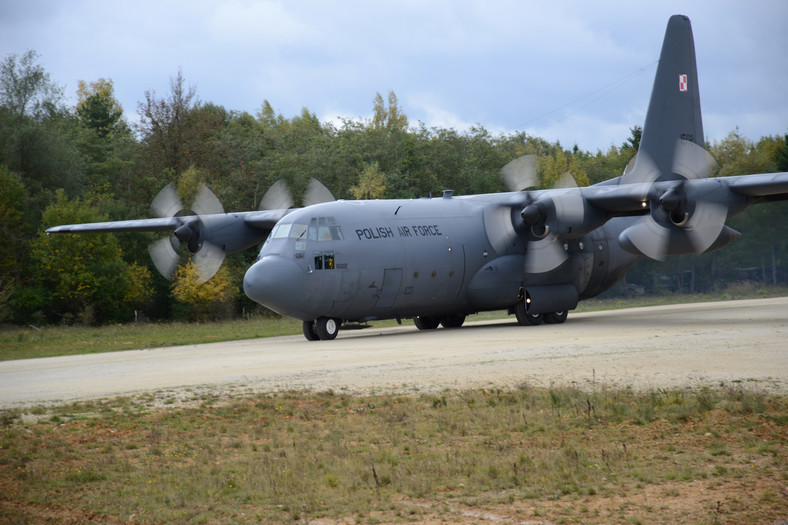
{"left": 2, "top": 0, "right": 786, "bottom": 152}
{"left": 206, "top": 0, "right": 309, "bottom": 46}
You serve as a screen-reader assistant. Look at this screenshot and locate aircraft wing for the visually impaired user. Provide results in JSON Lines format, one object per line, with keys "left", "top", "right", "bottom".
{"left": 579, "top": 172, "right": 788, "bottom": 215}
{"left": 725, "top": 172, "right": 788, "bottom": 199}
{"left": 46, "top": 210, "right": 287, "bottom": 235}
{"left": 46, "top": 217, "right": 179, "bottom": 234}
{"left": 588, "top": 172, "right": 788, "bottom": 260}
{"left": 510, "top": 171, "right": 788, "bottom": 263}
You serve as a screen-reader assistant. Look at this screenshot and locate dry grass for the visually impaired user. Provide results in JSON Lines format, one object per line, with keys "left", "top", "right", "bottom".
{"left": 1, "top": 384, "right": 786, "bottom": 524}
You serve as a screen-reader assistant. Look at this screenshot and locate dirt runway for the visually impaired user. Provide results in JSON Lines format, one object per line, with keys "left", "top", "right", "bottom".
{"left": 1, "top": 297, "right": 786, "bottom": 408}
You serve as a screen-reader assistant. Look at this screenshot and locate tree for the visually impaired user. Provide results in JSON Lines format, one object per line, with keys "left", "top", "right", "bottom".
{"left": 538, "top": 148, "right": 590, "bottom": 188}
{"left": 0, "top": 165, "right": 29, "bottom": 281}
{"left": 350, "top": 162, "right": 386, "bottom": 199}
{"left": 76, "top": 78, "right": 123, "bottom": 138}
{"left": 0, "top": 50, "right": 83, "bottom": 214}
{"left": 621, "top": 125, "right": 642, "bottom": 151}
{"left": 710, "top": 129, "right": 776, "bottom": 178}
{"left": 774, "top": 133, "right": 788, "bottom": 172}
{"left": 25, "top": 190, "right": 152, "bottom": 324}
{"left": 137, "top": 69, "right": 200, "bottom": 175}
{"left": 371, "top": 90, "right": 408, "bottom": 131}
{"left": 0, "top": 50, "right": 64, "bottom": 119}
{"left": 170, "top": 261, "right": 234, "bottom": 321}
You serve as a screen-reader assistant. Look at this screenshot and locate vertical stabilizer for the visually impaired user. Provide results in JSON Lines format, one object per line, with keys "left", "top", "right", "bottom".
{"left": 624, "top": 15, "right": 705, "bottom": 184}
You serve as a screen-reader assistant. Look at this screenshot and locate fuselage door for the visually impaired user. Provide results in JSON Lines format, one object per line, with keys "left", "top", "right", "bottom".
{"left": 374, "top": 268, "right": 403, "bottom": 309}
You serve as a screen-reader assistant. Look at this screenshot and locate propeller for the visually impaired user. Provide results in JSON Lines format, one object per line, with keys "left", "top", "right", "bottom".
{"left": 259, "top": 179, "right": 294, "bottom": 214}
{"left": 519, "top": 185, "right": 586, "bottom": 274}
{"left": 492, "top": 155, "right": 588, "bottom": 274}
{"left": 147, "top": 183, "right": 226, "bottom": 284}
{"left": 259, "top": 177, "right": 334, "bottom": 210}
{"left": 618, "top": 140, "right": 729, "bottom": 259}
{"left": 500, "top": 154, "right": 538, "bottom": 191}
{"left": 303, "top": 178, "right": 335, "bottom": 206}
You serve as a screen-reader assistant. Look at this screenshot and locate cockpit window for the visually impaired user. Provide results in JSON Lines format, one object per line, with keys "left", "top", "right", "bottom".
{"left": 264, "top": 217, "right": 342, "bottom": 252}
{"left": 308, "top": 217, "right": 343, "bottom": 241}
{"left": 272, "top": 223, "right": 291, "bottom": 239}
{"left": 289, "top": 224, "right": 308, "bottom": 239}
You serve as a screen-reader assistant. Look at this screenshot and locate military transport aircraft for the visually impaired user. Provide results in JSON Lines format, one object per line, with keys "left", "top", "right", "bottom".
{"left": 48, "top": 15, "right": 788, "bottom": 340}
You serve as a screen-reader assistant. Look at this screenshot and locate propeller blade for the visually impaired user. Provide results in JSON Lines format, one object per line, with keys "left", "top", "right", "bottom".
{"left": 618, "top": 218, "right": 672, "bottom": 260}
{"left": 148, "top": 237, "right": 180, "bottom": 280}
{"left": 622, "top": 153, "right": 638, "bottom": 175}
{"left": 150, "top": 183, "right": 183, "bottom": 218}
{"left": 192, "top": 185, "right": 224, "bottom": 216}
{"left": 620, "top": 151, "right": 661, "bottom": 185}
{"left": 501, "top": 155, "right": 538, "bottom": 191}
{"left": 524, "top": 233, "right": 569, "bottom": 274}
{"left": 673, "top": 139, "right": 718, "bottom": 180}
{"left": 618, "top": 199, "right": 727, "bottom": 259}
{"left": 259, "top": 179, "right": 294, "bottom": 211}
{"left": 303, "top": 178, "right": 335, "bottom": 206}
{"left": 554, "top": 171, "right": 578, "bottom": 189}
{"left": 192, "top": 242, "right": 225, "bottom": 284}
{"left": 484, "top": 204, "right": 520, "bottom": 254}
{"left": 684, "top": 200, "right": 727, "bottom": 253}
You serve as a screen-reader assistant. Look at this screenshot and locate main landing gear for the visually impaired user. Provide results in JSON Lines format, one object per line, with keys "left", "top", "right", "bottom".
{"left": 303, "top": 317, "right": 340, "bottom": 341}
{"left": 514, "top": 300, "right": 567, "bottom": 326}
{"left": 413, "top": 314, "right": 466, "bottom": 330}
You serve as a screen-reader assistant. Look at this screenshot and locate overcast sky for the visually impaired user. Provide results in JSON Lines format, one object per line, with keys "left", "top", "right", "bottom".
{"left": 2, "top": 0, "right": 786, "bottom": 152}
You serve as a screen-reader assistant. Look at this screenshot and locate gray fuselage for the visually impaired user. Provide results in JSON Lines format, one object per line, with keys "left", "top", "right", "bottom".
{"left": 243, "top": 194, "right": 642, "bottom": 322}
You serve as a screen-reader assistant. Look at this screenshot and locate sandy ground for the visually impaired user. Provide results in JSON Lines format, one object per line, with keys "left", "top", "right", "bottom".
{"left": 1, "top": 297, "right": 786, "bottom": 408}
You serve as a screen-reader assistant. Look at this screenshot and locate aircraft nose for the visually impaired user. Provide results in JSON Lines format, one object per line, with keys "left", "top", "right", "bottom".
{"left": 243, "top": 256, "right": 306, "bottom": 317}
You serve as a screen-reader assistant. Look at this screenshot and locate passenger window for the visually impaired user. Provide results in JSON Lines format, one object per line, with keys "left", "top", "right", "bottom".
{"left": 314, "top": 252, "right": 323, "bottom": 270}
{"left": 323, "top": 252, "right": 335, "bottom": 269}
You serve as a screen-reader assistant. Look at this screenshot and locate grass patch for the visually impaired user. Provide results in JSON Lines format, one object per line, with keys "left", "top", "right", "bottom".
{"left": 0, "top": 317, "right": 303, "bottom": 361}
{"left": 1, "top": 385, "right": 786, "bottom": 523}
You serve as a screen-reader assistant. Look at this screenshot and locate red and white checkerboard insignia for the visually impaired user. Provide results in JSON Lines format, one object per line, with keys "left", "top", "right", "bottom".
{"left": 679, "top": 74, "right": 688, "bottom": 92}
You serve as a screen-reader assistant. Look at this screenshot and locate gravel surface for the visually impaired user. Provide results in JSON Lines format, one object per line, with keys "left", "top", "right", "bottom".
{"left": 1, "top": 297, "right": 786, "bottom": 408}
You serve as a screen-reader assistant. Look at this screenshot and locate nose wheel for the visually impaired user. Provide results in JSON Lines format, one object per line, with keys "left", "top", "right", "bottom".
{"left": 303, "top": 317, "right": 340, "bottom": 341}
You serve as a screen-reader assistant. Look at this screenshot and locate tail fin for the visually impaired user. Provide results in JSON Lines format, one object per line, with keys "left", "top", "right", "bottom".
{"left": 624, "top": 15, "right": 705, "bottom": 184}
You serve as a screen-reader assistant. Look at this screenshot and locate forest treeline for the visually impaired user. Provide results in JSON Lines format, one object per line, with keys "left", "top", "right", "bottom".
{"left": 1, "top": 50, "right": 787, "bottom": 325}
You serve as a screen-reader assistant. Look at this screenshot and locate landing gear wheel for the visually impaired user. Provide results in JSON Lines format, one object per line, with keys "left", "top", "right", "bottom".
{"left": 414, "top": 315, "right": 440, "bottom": 330}
{"left": 515, "top": 301, "right": 542, "bottom": 326}
{"left": 302, "top": 320, "right": 319, "bottom": 341}
{"left": 315, "top": 317, "right": 339, "bottom": 340}
{"left": 440, "top": 314, "right": 466, "bottom": 328}
{"left": 544, "top": 311, "right": 568, "bottom": 324}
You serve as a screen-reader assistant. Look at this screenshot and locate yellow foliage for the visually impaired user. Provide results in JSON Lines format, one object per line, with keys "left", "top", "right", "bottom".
{"left": 123, "top": 262, "right": 153, "bottom": 307}
{"left": 176, "top": 167, "right": 208, "bottom": 205}
{"left": 171, "top": 261, "right": 233, "bottom": 321}
{"left": 76, "top": 78, "right": 121, "bottom": 115}
{"left": 350, "top": 162, "right": 387, "bottom": 199}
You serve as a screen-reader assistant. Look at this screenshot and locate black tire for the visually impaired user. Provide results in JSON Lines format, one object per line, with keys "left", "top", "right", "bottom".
{"left": 302, "top": 320, "right": 320, "bottom": 341}
{"left": 515, "top": 300, "right": 542, "bottom": 326}
{"left": 413, "top": 315, "right": 440, "bottom": 330}
{"left": 544, "top": 311, "right": 568, "bottom": 324}
{"left": 440, "top": 314, "right": 466, "bottom": 328}
{"left": 315, "top": 317, "right": 340, "bottom": 340}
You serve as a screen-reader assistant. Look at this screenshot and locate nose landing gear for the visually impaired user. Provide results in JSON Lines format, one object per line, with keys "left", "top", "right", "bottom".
{"left": 303, "top": 317, "right": 340, "bottom": 341}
